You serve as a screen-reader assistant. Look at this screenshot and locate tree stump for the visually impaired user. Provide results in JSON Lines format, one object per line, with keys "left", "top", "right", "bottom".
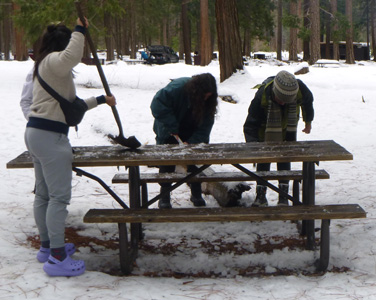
{"left": 295, "top": 66, "right": 309, "bottom": 75}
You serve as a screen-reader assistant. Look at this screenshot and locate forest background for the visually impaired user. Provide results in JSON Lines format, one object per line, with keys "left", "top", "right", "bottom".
{"left": 0, "top": 0, "right": 375, "bottom": 82}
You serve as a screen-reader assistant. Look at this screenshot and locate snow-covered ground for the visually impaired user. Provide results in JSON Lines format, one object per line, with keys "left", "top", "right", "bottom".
{"left": 1, "top": 56, "right": 376, "bottom": 299}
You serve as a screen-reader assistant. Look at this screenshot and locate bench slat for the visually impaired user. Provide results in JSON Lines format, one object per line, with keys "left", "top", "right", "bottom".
{"left": 112, "top": 170, "right": 330, "bottom": 184}
{"left": 84, "top": 204, "right": 366, "bottom": 224}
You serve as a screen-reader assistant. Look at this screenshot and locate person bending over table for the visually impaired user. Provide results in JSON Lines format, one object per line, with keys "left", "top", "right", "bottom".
{"left": 243, "top": 70, "right": 314, "bottom": 207}
{"left": 150, "top": 73, "right": 218, "bottom": 209}
{"left": 24, "top": 18, "right": 116, "bottom": 277}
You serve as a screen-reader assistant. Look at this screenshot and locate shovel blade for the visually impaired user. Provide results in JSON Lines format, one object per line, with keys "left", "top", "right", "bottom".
{"left": 109, "top": 134, "right": 141, "bottom": 149}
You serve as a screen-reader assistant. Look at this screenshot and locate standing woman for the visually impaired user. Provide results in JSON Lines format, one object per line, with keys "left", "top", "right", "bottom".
{"left": 24, "top": 18, "right": 116, "bottom": 277}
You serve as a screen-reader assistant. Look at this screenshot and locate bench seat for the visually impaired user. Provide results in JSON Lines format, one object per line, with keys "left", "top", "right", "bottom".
{"left": 83, "top": 204, "right": 366, "bottom": 274}
{"left": 112, "top": 169, "right": 330, "bottom": 184}
{"left": 84, "top": 204, "right": 365, "bottom": 223}
{"left": 112, "top": 169, "right": 330, "bottom": 207}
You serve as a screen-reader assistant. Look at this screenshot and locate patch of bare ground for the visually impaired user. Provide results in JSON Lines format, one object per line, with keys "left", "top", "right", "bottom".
{"left": 26, "top": 226, "right": 350, "bottom": 278}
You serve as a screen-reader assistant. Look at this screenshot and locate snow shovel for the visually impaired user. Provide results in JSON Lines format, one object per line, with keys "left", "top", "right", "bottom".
{"left": 75, "top": 1, "right": 141, "bottom": 149}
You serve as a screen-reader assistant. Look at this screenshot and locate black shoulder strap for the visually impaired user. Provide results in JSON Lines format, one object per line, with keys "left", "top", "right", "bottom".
{"left": 36, "top": 70, "right": 68, "bottom": 104}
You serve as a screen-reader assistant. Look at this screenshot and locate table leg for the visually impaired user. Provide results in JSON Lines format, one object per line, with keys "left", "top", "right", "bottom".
{"left": 316, "top": 219, "right": 330, "bottom": 272}
{"left": 141, "top": 183, "right": 148, "bottom": 208}
{"left": 302, "top": 162, "right": 316, "bottom": 250}
{"left": 292, "top": 180, "right": 300, "bottom": 204}
{"left": 126, "top": 166, "right": 142, "bottom": 273}
{"left": 118, "top": 223, "right": 136, "bottom": 274}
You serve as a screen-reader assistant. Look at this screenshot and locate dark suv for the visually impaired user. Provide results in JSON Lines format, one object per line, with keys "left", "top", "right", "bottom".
{"left": 146, "top": 45, "right": 179, "bottom": 64}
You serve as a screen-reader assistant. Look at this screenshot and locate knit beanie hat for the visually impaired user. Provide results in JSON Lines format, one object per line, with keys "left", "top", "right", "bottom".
{"left": 272, "top": 70, "right": 299, "bottom": 104}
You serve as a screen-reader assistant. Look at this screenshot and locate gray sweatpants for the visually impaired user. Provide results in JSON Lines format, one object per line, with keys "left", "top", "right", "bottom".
{"left": 24, "top": 127, "right": 72, "bottom": 249}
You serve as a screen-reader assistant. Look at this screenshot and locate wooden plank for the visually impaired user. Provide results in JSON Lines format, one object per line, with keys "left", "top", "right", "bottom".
{"left": 6, "top": 140, "right": 353, "bottom": 169}
{"left": 6, "top": 151, "right": 33, "bottom": 169}
{"left": 83, "top": 204, "right": 366, "bottom": 224}
{"left": 112, "top": 170, "right": 330, "bottom": 184}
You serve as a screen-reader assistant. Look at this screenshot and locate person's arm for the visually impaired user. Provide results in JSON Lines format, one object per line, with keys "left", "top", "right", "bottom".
{"left": 20, "top": 68, "right": 34, "bottom": 120}
{"left": 297, "top": 79, "right": 314, "bottom": 134}
{"left": 243, "top": 87, "right": 265, "bottom": 142}
{"left": 150, "top": 84, "right": 182, "bottom": 135}
{"left": 47, "top": 19, "right": 88, "bottom": 76}
{"left": 73, "top": 17, "right": 118, "bottom": 110}
{"left": 186, "top": 116, "right": 215, "bottom": 144}
{"left": 95, "top": 95, "right": 116, "bottom": 106}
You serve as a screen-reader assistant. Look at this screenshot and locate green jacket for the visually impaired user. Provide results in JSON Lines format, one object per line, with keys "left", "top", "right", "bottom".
{"left": 243, "top": 76, "right": 314, "bottom": 142}
{"left": 151, "top": 77, "right": 215, "bottom": 145}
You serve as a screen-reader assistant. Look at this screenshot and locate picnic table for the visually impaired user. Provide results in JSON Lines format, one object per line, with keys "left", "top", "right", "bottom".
{"left": 6, "top": 140, "right": 365, "bottom": 274}
{"left": 315, "top": 59, "right": 340, "bottom": 67}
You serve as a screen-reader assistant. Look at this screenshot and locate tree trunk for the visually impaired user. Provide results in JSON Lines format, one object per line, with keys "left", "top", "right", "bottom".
{"left": 345, "top": 0, "right": 355, "bottom": 64}
{"left": 80, "top": 0, "right": 91, "bottom": 59}
{"left": 0, "top": 19, "right": 2, "bottom": 57}
{"left": 162, "top": 17, "right": 168, "bottom": 46}
{"left": 13, "top": 3, "right": 28, "bottom": 61}
{"left": 14, "top": 27, "right": 28, "bottom": 61}
{"left": 114, "top": 18, "right": 122, "bottom": 59}
{"left": 366, "top": 0, "right": 371, "bottom": 60}
{"left": 2, "top": 3, "right": 12, "bottom": 60}
{"left": 104, "top": 12, "right": 115, "bottom": 61}
{"left": 114, "top": 0, "right": 127, "bottom": 60}
{"left": 309, "top": 0, "right": 320, "bottom": 64}
{"left": 243, "top": 28, "right": 251, "bottom": 57}
{"left": 303, "top": 0, "right": 310, "bottom": 61}
{"left": 331, "top": 0, "right": 339, "bottom": 60}
{"left": 129, "top": 0, "right": 137, "bottom": 59}
{"left": 200, "top": 0, "right": 212, "bottom": 66}
{"left": 179, "top": 22, "right": 184, "bottom": 60}
{"left": 122, "top": 15, "right": 130, "bottom": 56}
{"left": 297, "top": 0, "right": 303, "bottom": 53}
{"left": 277, "top": 0, "right": 283, "bottom": 61}
{"left": 371, "top": 0, "right": 376, "bottom": 61}
{"left": 181, "top": 0, "right": 192, "bottom": 65}
{"left": 289, "top": 0, "right": 298, "bottom": 61}
{"left": 215, "top": 0, "right": 243, "bottom": 82}
{"left": 325, "top": 0, "right": 331, "bottom": 59}
{"left": 195, "top": 17, "right": 201, "bottom": 53}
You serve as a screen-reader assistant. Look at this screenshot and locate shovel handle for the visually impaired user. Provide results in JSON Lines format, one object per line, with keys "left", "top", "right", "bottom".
{"left": 75, "top": 1, "right": 111, "bottom": 96}
{"left": 110, "top": 106, "right": 123, "bottom": 135}
{"left": 75, "top": 1, "right": 123, "bottom": 136}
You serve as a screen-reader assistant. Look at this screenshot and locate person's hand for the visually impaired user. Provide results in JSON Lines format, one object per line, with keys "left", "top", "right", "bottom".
{"left": 105, "top": 95, "right": 116, "bottom": 106}
{"left": 302, "top": 123, "right": 312, "bottom": 134}
{"left": 77, "top": 17, "right": 89, "bottom": 28}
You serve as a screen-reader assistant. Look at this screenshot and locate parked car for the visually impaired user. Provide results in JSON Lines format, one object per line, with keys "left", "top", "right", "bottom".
{"left": 146, "top": 45, "right": 179, "bottom": 64}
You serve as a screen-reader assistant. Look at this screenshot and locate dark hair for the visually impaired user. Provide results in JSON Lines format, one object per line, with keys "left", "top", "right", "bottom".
{"left": 33, "top": 24, "right": 72, "bottom": 79}
{"left": 185, "top": 73, "right": 218, "bottom": 125}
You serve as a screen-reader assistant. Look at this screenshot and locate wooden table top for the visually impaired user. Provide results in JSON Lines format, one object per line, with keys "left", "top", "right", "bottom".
{"left": 6, "top": 140, "right": 353, "bottom": 169}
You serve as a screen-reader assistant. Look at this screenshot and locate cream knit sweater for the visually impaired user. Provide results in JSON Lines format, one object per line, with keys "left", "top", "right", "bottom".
{"left": 29, "top": 29, "right": 98, "bottom": 124}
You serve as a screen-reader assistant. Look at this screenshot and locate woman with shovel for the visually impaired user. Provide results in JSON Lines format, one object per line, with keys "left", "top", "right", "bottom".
{"left": 24, "top": 17, "right": 116, "bottom": 277}
{"left": 151, "top": 73, "right": 218, "bottom": 209}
